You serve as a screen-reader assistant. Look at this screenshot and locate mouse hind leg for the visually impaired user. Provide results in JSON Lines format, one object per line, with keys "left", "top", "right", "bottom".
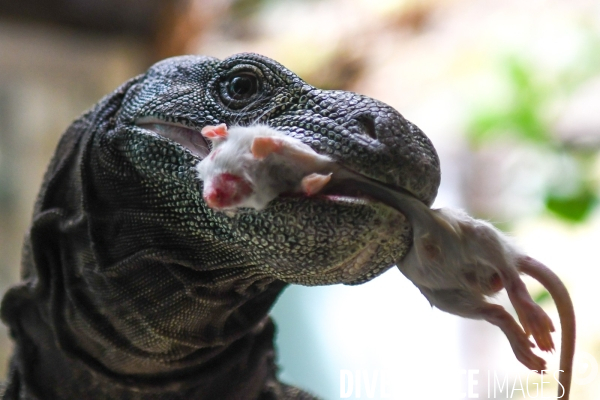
{"left": 496, "top": 266, "right": 555, "bottom": 352}
{"left": 419, "top": 287, "right": 547, "bottom": 371}
{"left": 468, "top": 223, "right": 555, "bottom": 353}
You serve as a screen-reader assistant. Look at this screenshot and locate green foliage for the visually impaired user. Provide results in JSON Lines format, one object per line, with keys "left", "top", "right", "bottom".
{"left": 545, "top": 186, "right": 598, "bottom": 222}
{"left": 467, "top": 58, "right": 552, "bottom": 147}
{"left": 532, "top": 288, "right": 552, "bottom": 305}
{"left": 467, "top": 49, "right": 600, "bottom": 224}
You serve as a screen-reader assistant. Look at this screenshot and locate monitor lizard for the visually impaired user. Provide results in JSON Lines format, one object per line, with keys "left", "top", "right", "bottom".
{"left": 0, "top": 53, "right": 440, "bottom": 399}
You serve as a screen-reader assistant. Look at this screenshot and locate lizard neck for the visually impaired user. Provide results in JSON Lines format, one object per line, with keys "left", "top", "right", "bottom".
{"left": 2, "top": 191, "right": 287, "bottom": 398}
{"left": 10, "top": 288, "right": 282, "bottom": 399}
{"left": 54, "top": 130, "right": 290, "bottom": 376}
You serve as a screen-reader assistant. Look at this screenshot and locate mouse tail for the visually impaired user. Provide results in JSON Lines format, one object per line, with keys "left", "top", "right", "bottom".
{"left": 518, "top": 256, "right": 576, "bottom": 400}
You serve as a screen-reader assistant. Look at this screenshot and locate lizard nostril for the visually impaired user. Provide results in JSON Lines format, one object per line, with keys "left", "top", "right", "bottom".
{"left": 356, "top": 114, "right": 377, "bottom": 140}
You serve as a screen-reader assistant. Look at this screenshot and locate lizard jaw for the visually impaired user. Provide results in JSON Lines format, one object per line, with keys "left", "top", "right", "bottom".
{"left": 135, "top": 117, "right": 211, "bottom": 159}
{"left": 134, "top": 118, "right": 421, "bottom": 211}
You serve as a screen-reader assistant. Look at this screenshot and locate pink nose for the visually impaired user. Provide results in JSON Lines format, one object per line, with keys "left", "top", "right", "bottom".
{"left": 203, "top": 173, "right": 253, "bottom": 210}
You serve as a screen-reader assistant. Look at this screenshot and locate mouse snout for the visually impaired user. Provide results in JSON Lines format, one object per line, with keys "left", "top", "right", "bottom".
{"left": 203, "top": 173, "right": 253, "bottom": 209}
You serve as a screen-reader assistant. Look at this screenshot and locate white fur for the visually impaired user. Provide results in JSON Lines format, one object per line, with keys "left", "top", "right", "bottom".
{"left": 196, "top": 124, "right": 333, "bottom": 210}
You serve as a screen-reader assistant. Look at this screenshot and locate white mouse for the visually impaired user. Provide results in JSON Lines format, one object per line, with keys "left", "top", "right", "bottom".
{"left": 195, "top": 123, "right": 334, "bottom": 211}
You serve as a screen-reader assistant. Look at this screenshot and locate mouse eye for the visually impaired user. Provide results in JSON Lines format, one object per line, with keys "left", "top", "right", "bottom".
{"left": 227, "top": 73, "right": 259, "bottom": 100}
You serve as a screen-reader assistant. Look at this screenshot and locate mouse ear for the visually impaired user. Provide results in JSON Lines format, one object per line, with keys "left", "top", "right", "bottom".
{"left": 251, "top": 137, "right": 283, "bottom": 159}
{"left": 201, "top": 123, "right": 228, "bottom": 141}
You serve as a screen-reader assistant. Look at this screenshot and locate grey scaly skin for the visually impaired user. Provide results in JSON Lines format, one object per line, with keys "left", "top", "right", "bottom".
{"left": 0, "top": 53, "right": 440, "bottom": 399}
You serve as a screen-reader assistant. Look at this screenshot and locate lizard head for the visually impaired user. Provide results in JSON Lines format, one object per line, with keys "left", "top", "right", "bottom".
{"left": 99, "top": 53, "right": 441, "bottom": 287}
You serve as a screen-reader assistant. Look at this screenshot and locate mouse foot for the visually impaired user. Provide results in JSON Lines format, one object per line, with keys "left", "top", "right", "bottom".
{"left": 505, "top": 280, "right": 555, "bottom": 352}
{"left": 482, "top": 304, "right": 547, "bottom": 371}
{"left": 301, "top": 173, "right": 332, "bottom": 196}
{"left": 515, "top": 299, "right": 555, "bottom": 352}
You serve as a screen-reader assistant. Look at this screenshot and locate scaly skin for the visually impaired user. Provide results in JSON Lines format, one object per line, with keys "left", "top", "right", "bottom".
{"left": 0, "top": 53, "right": 440, "bottom": 399}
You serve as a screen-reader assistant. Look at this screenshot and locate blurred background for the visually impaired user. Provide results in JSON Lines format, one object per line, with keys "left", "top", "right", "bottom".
{"left": 1, "top": 0, "right": 599, "bottom": 398}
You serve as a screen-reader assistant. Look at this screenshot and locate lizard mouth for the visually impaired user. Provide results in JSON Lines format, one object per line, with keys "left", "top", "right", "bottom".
{"left": 133, "top": 118, "right": 362, "bottom": 204}
{"left": 135, "top": 117, "right": 211, "bottom": 158}
{"left": 320, "top": 166, "right": 426, "bottom": 209}
{"left": 133, "top": 117, "right": 422, "bottom": 209}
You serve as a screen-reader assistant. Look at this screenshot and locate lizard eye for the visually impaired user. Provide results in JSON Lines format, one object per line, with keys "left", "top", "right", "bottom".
{"left": 219, "top": 69, "right": 262, "bottom": 109}
{"left": 227, "top": 73, "right": 259, "bottom": 100}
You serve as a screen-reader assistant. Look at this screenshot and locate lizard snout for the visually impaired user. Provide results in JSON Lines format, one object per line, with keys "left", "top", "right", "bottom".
{"left": 316, "top": 90, "right": 441, "bottom": 206}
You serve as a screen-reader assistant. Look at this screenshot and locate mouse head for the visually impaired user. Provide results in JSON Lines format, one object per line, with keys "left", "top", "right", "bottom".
{"left": 203, "top": 172, "right": 253, "bottom": 210}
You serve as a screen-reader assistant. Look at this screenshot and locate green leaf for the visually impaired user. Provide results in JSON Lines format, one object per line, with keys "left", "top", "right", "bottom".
{"left": 532, "top": 288, "right": 551, "bottom": 305}
{"left": 545, "top": 188, "right": 598, "bottom": 222}
{"left": 467, "top": 57, "right": 552, "bottom": 147}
